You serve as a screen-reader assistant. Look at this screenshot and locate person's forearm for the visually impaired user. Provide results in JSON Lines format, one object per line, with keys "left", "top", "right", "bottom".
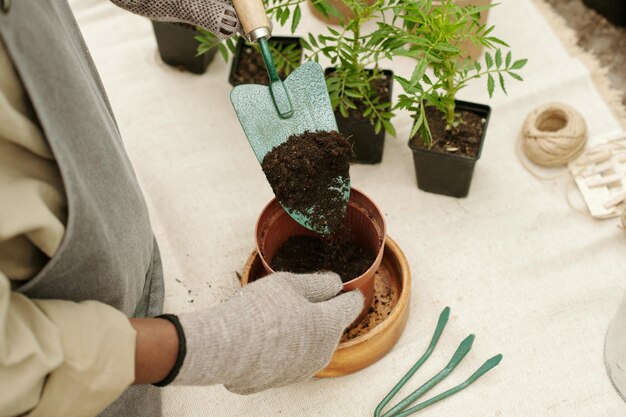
{"left": 130, "top": 318, "right": 179, "bottom": 384}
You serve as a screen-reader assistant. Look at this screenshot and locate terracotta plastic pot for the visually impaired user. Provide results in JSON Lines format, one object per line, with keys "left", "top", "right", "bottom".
{"left": 256, "top": 188, "right": 386, "bottom": 320}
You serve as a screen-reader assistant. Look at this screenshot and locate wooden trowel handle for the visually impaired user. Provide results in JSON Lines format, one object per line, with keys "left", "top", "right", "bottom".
{"left": 232, "top": 0, "right": 271, "bottom": 42}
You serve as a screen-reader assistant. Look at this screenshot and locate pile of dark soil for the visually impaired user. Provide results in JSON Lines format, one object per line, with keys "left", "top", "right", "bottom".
{"left": 411, "top": 107, "right": 486, "bottom": 158}
{"left": 271, "top": 234, "right": 375, "bottom": 283}
{"left": 261, "top": 130, "right": 354, "bottom": 232}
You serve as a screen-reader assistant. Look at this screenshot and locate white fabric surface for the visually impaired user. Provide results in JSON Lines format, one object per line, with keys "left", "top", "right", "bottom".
{"left": 69, "top": 0, "right": 626, "bottom": 415}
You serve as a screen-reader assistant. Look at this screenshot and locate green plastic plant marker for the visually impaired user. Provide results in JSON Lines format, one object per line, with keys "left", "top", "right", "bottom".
{"left": 375, "top": 307, "right": 504, "bottom": 417}
{"left": 230, "top": 40, "right": 349, "bottom": 234}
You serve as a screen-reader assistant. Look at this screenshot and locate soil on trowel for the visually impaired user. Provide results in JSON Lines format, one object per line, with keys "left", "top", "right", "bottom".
{"left": 271, "top": 234, "right": 376, "bottom": 283}
{"left": 261, "top": 130, "right": 354, "bottom": 232}
{"left": 410, "top": 107, "right": 486, "bottom": 158}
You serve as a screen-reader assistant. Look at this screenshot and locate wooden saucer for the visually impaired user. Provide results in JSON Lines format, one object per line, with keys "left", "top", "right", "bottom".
{"left": 240, "top": 236, "right": 411, "bottom": 377}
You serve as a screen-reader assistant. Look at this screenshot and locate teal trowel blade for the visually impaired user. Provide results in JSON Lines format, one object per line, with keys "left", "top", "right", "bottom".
{"left": 231, "top": 61, "right": 350, "bottom": 234}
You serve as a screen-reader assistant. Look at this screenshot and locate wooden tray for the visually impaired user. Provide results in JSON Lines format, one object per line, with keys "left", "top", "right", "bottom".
{"left": 240, "top": 236, "right": 411, "bottom": 377}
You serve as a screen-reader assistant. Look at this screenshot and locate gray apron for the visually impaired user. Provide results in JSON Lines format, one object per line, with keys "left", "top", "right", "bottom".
{"left": 0, "top": 0, "right": 165, "bottom": 415}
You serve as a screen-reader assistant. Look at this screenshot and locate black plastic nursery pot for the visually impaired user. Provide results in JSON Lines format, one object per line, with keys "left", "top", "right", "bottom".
{"left": 409, "top": 100, "right": 491, "bottom": 198}
{"left": 325, "top": 69, "right": 394, "bottom": 164}
{"left": 152, "top": 21, "right": 218, "bottom": 74}
{"left": 229, "top": 37, "right": 304, "bottom": 86}
{"left": 582, "top": 0, "right": 626, "bottom": 27}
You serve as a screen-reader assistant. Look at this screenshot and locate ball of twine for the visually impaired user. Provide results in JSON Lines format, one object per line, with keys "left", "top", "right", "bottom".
{"left": 622, "top": 207, "right": 626, "bottom": 230}
{"left": 521, "top": 103, "right": 588, "bottom": 167}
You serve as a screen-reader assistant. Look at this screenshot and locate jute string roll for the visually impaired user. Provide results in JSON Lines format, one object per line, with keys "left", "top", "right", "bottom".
{"left": 521, "top": 102, "right": 588, "bottom": 167}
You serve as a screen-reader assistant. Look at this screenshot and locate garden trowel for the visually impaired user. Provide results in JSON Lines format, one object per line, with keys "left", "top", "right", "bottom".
{"left": 230, "top": 0, "right": 349, "bottom": 234}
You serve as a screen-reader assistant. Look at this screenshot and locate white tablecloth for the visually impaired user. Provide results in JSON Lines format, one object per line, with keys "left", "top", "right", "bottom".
{"left": 70, "top": 0, "right": 626, "bottom": 415}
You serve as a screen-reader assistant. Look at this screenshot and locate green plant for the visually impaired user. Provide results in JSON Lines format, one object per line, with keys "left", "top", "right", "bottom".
{"left": 374, "top": 0, "right": 527, "bottom": 146}
{"left": 302, "top": 0, "right": 397, "bottom": 135}
{"left": 197, "top": 29, "right": 302, "bottom": 76}
{"left": 195, "top": 0, "right": 342, "bottom": 70}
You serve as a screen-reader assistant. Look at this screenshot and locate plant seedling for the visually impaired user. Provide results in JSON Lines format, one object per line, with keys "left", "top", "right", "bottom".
{"left": 302, "top": 0, "right": 398, "bottom": 136}
{"left": 195, "top": 0, "right": 343, "bottom": 66}
{"left": 373, "top": 0, "right": 526, "bottom": 147}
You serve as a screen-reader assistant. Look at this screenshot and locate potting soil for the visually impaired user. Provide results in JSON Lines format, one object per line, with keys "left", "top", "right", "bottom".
{"left": 261, "top": 130, "right": 354, "bottom": 232}
{"left": 411, "top": 107, "right": 486, "bottom": 157}
{"left": 271, "top": 234, "right": 375, "bottom": 283}
{"left": 232, "top": 44, "right": 290, "bottom": 85}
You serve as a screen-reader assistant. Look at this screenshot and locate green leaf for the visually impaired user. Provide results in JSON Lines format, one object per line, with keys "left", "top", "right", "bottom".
{"left": 300, "top": 38, "right": 311, "bottom": 50}
{"left": 485, "top": 52, "right": 493, "bottom": 69}
{"left": 226, "top": 38, "right": 237, "bottom": 54}
{"left": 291, "top": 5, "right": 301, "bottom": 34}
{"left": 495, "top": 49, "right": 502, "bottom": 68}
{"left": 410, "top": 109, "right": 424, "bottom": 139}
{"left": 328, "top": 26, "right": 341, "bottom": 36}
{"left": 218, "top": 43, "right": 229, "bottom": 62}
{"left": 410, "top": 58, "right": 428, "bottom": 86}
{"left": 344, "top": 90, "right": 362, "bottom": 98}
{"left": 510, "top": 59, "right": 528, "bottom": 70}
{"left": 308, "top": 33, "right": 319, "bottom": 48}
{"left": 383, "top": 120, "right": 397, "bottom": 137}
{"left": 505, "top": 51, "right": 512, "bottom": 68}
{"left": 339, "top": 102, "right": 348, "bottom": 118}
{"left": 485, "top": 37, "right": 509, "bottom": 47}
{"left": 419, "top": 116, "right": 433, "bottom": 147}
{"left": 410, "top": 119, "right": 421, "bottom": 140}
{"left": 311, "top": 0, "right": 330, "bottom": 18}
{"left": 474, "top": 61, "right": 482, "bottom": 73}
{"left": 487, "top": 74, "right": 495, "bottom": 97}
{"left": 498, "top": 73, "right": 507, "bottom": 95}
{"left": 280, "top": 7, "right": 290, "bottom": 26}
{"left": 509, "top": 72, "right": 524, "bottom": 81}
{"left": 374, "top": 119, "right": 382, "bottom": 134}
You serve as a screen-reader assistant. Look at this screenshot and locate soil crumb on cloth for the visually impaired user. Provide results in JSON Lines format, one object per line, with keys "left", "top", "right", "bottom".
{"left": 271, "top": 234, "right": 375, "bottom": 283}
{"left": 261, "top": 130, "right": 354, "bottom": 232}
{"left": 411, "top": 107, "right": 486, "bottom": 157}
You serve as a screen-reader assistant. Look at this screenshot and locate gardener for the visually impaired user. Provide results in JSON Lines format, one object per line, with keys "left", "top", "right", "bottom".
{"left": 0, "top": 1, "right": 363, "bottom": 416}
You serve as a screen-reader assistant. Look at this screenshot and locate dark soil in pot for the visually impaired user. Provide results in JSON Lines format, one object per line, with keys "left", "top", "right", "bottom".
{"left": 229, "top": 37, "right": 303, "bottom": 86}
{"left": 409, "top": 100, "right": 491, "bottom": 198}
{"left": 410, "top": 106, "right": 487, "bottom": 157}
{"left": 152, "top": 21, "right": 218, "bottom": 74}
{"left": 261, "top": 130, "right": 354, "bottom": 232}
{"left": 271, "top": 234, "right": 376, "bottom": 283}
{"left": 325, "top": 69, "right": 394, "bottom": 164}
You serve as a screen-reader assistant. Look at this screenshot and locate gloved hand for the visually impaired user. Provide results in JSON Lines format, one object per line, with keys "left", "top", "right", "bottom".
{"left": 109, "top": 0, "right": 241, "bottom": 39}
{"left": 173, "top": 271, "right": 363, "bottom": 394}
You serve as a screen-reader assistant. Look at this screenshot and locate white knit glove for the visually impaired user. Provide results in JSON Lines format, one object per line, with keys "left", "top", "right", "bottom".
{"left": 109, "top": 0, "right": 242, "bottom": 39}
{"left": 173, "top": 272, "right": 363, "bottom": 394}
